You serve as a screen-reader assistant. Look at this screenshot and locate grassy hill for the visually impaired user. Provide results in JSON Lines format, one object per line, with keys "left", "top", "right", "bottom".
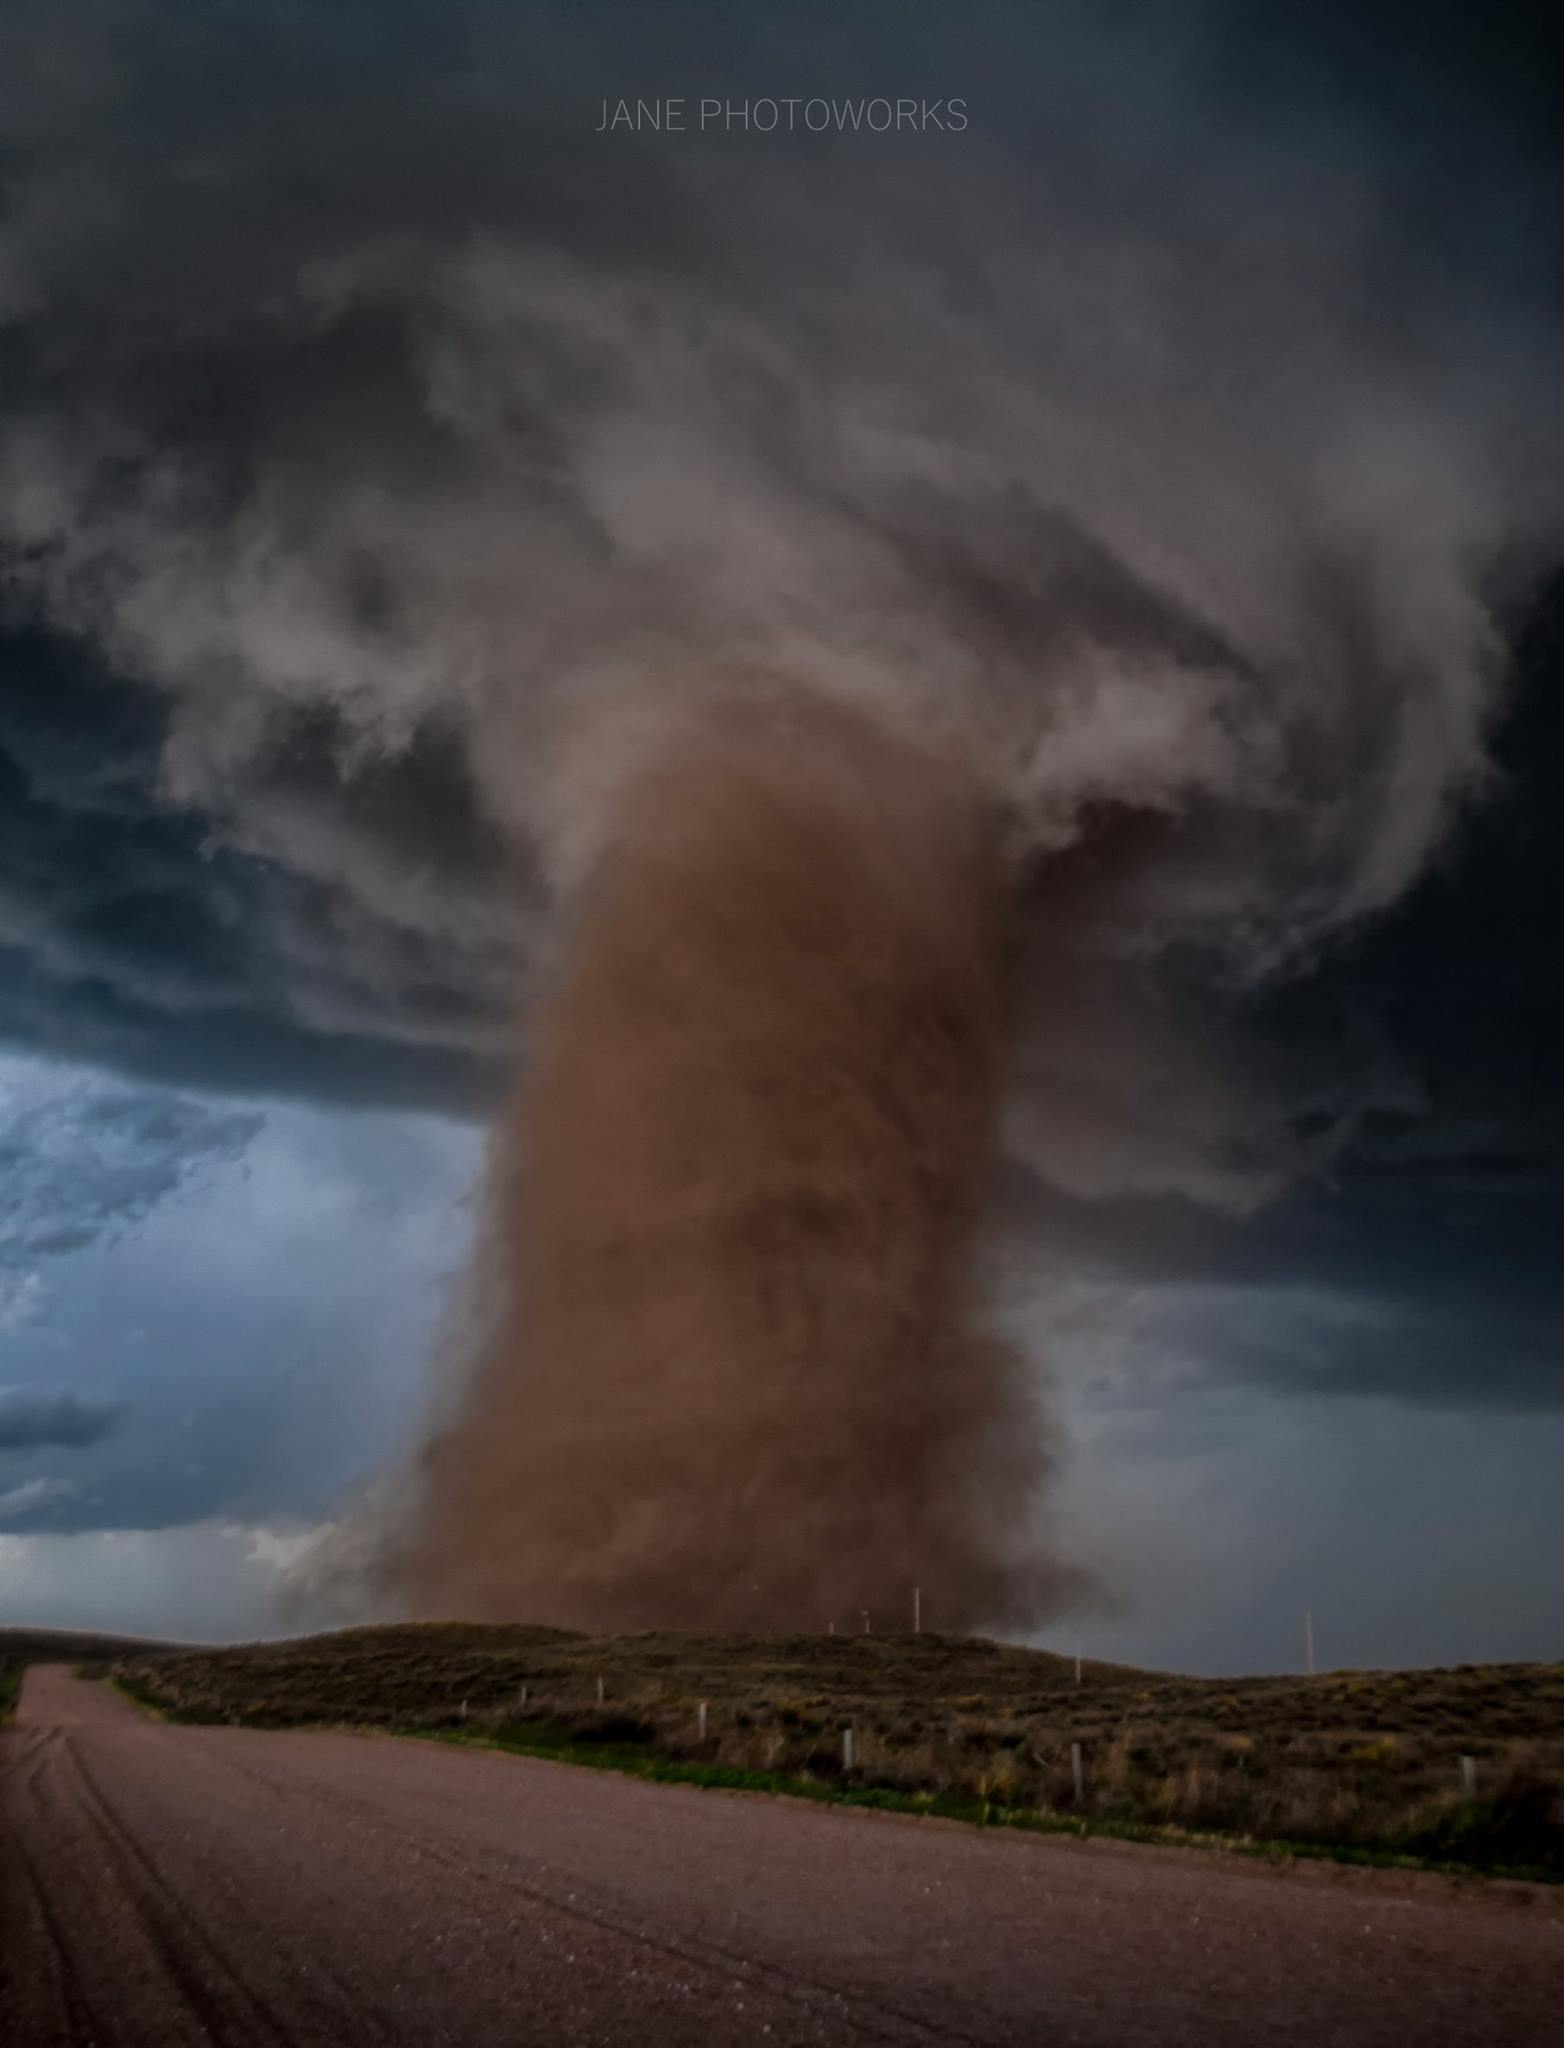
{"left": 0, "top": 1626, "right": 189, "bottom": 1720}
{"left": 111, "top": 1622, "right": 1564, "bottom": 1879}
{"left": 1, "top": 1627, "right": 188, "bottom": 1664}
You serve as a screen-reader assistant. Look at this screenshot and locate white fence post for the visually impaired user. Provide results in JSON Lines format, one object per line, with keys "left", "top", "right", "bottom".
{"left": 596, "top": 1675, "right": 605, "bottom": 1707}
{"left": 1461, "top": 1754, "right": 1478, "bottom": 1799}
{"left": 843, "top": 1726, "right": 855, "bottom": 1772}
{"left": 698, "top": 1700, "right": 708, "bottom": 1741}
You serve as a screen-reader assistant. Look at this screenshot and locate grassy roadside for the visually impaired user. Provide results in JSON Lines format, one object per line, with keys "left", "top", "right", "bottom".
{"left": 67, "top": 1657, "right": 1555, "bottom": 1888}
{"left": 109, "top": 1625, "right": 1564, "bottom": 1889}
{"left": 401, "top": 1719, "right": 1564, "bottom": 1888}
{"left": 0, "top": 1630, "right": 189, "bottom": 1727}
{"left": 112, "top": 1623, "right": 1564, "bottom": 1883}
{"left": 104, "top": 1672, "right": 173, "bottom": 1719}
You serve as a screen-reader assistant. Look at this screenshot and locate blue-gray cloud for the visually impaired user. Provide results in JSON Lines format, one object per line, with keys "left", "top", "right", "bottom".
{"left": 0, "top": 1058, "right": 264, "bottom": 1324}
{"left": 0, "top": 1386, "right": 119, "bottom": 1450}
{"left": 0, "top": 1473, "right": 81, "bottom": 1521}
{"left": 0, "top": 1084, "right": 477, "bottom": 1543}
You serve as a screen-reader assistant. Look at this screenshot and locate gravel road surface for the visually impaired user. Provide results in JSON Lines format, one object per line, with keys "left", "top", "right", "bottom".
{"left": 3, "top": 1663, "right": 1559, "bottom": 2046}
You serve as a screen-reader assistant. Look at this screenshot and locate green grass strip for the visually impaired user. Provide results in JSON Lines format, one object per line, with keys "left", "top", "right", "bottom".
{"left": 106, "top": 1677, "right": 1561, "bottom": 1889}
{"left": 103, "top": 1672, "right": 176, "bottom": 1720}
{"left": 402, "top": 1722, "right": 1563, "bottom": 1888}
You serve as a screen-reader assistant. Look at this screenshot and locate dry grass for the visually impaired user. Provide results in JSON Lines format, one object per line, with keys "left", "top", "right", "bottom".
{"left": 0, "top": 1628, "right": 186, "bottom": 1665}
{"left": 0, "top": 1628, "right": 187, "bottom": 1722}
{"left": 109, "top": 1623, "right": 1564, "bottom": 1878}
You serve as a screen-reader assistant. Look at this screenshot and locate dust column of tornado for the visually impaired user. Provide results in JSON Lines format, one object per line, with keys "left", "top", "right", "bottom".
{"left": 402, "top": 703, "right": 1062, "bottom": 1632}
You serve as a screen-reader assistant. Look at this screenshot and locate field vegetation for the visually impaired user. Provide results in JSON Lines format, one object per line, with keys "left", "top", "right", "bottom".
{"left": 0, "top": 1628, "right": 186, "bottom": 1722}
{"left": 110, "top": 1623, "right": 1564, "bottom": 1879}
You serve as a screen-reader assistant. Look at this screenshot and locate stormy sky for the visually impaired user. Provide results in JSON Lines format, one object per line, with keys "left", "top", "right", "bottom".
{"left": 1, "top": 1, "right": 1562, "bottom": 1670}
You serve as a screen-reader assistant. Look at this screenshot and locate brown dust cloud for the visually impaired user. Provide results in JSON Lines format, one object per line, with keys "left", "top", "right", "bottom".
{"left": 400, "top": 703, "right": 1080, "bottom": 1633}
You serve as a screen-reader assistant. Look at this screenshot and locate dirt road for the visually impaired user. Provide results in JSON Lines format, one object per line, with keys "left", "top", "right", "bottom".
{"left": 3, "top": 1664, "right": 1559, "bottom": 2046}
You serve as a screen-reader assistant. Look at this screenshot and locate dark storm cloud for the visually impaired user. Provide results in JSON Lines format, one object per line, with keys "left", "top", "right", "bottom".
{"left": 1286, "top": 571, "right": 1564, "bottom": 1146}
{"left": 0, "top": 0, "right": 1561, "bottom": 1439}
{"left": 1203, "top": 1182, "right": 1564, "bottom": 1414}
{"left": 1003, "top": 1140, "right": 1564, "bottom": 1418}
{"left": 0, "top": 1385, "right": 119, "bottom": 1450}
{"left": 0, "top": 2, "right": 1558, "bottom": 1131}
{"left": 0, "top": 624, "right": 512, "bottom": 1108}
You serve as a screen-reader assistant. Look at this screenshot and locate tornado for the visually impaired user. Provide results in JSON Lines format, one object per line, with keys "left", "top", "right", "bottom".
{"left": 399, "top": 701, "right": 1070, "bottom": 1632}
